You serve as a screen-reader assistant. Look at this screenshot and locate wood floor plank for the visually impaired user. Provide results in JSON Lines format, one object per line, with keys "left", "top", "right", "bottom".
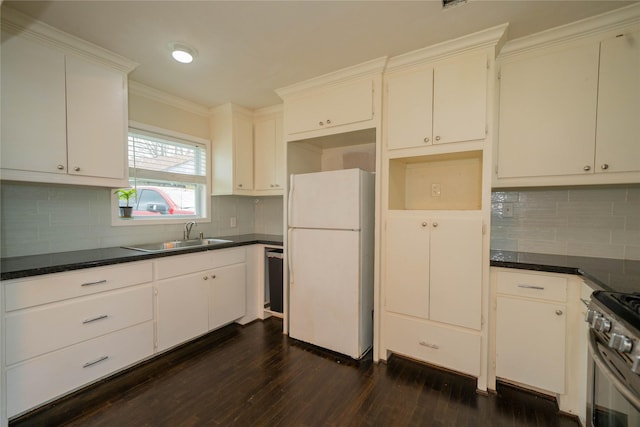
{"left": 10, "top": 318, "right": 580, "bottom": 427}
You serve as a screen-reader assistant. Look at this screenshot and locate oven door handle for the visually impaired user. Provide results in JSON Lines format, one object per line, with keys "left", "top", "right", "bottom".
{"left": 589, "top": 332, "right": 640, "bottom": 411}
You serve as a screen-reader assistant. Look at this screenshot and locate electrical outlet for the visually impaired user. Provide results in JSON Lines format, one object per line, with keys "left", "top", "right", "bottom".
{"left": 431, "top": 183, "right": 441, "bottom": 197}
{"left": 230, "top": 216, "right": 237, "bottom": 228}
{"left": 503, "top": 203, "right": 513, "bottom": 218}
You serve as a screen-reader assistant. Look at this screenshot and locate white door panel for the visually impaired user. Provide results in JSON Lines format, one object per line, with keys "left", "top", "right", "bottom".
{"left": 289, "top": 228, "right": 361, "bottom": 357}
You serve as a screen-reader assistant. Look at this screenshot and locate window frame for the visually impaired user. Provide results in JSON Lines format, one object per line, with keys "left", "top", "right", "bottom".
{"left": 111, "top": 121, "right": 211, "bottom": 226}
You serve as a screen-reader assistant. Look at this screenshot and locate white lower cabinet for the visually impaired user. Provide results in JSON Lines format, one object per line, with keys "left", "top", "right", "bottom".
{"left": 155, "top": 247, "right": 247, "bottom": 352}
{"left": 494, "top": 270, "right": 568, "bottom": 394}
{"left": 384, "top": 313, "right": 481, "bottom": 377}
{"left": 7, "top": 321, "right": 153, "bottom": 418}
{"left": 2, "top": 262, "right": 155, "bottom": 419}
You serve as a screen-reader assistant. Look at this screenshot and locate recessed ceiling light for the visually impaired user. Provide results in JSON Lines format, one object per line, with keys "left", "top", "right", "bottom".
{"left": 168, "top": 43, "right": 197, "bottom": 64}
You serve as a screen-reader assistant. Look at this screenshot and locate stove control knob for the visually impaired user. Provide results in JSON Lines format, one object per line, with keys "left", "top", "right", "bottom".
{"left": 585, "top": 309, "right": 596, "bottom": 324}
{"left": 632, "top": 357, "right": 640, "bottom": 375}
{"left": 609, "top": 333, "right": 633, "bottom": 353}
{"left": 593, "top": 315, "right": 612, "bottom": 333}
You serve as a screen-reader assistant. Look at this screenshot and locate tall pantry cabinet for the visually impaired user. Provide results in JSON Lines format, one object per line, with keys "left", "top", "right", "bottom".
{"left": 377, "top": 24, "right": 507, "bottom": 392}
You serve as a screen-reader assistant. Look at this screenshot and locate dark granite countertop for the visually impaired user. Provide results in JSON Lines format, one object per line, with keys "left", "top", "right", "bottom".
{"left": 490, "top": 250, "right": 640, "bottom": 294}
{"left": 0, "top": 234, "right": 283, "bottom": 281}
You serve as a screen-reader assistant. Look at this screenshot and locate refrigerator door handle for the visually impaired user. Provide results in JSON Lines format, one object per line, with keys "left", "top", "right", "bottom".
{"left": 287, "top": 228, "right": 293, "bottom": 286}
{"left": 287, "top": 174, "right": 295, "bottom": 222}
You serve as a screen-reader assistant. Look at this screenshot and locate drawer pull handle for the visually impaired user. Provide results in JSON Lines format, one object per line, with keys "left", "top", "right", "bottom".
{"left": 81, "top": 279, "right": 107, "bottom": 287}
{"left": 517, "top": 284, "right": 545, "bottom": 290}
{"left": 83, "top": 314, "right": 109, "bottom": 324}
{"left": 419, "top": 341, "right": 440, "bottom": 350}
{"left": 83, "top": 355, "right": 109, "bottom": 368}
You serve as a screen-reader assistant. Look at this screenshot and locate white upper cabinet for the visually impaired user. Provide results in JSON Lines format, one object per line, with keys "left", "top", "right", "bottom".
{"left": 497, "top": 44, "right": 600, "bottom": 179}
{"left": 276, "top": 57, "right": 386, "bottom": 141}
{"left": 0, "top": 8, "right": 136, "bottom": 187}
{"left": 210, "top": 103, "right": 254, "bottom": 195}
{"left": 386, "top": 51, "right": 487, "bottom": 151}
{"left": 494, "top": 7, "right": 640, "bottom": 187}
{"left": 253, "top": 110, "right": 285, "bottom": 194}
{"left": 286, "top": 77, "right": 374, "bottom": 136}
{"left": 595, "top": 29, "right": 640, "bottom": 173}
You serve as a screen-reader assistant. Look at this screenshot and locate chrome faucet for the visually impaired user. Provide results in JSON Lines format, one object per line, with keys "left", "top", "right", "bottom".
{"left": 184, "top": 221, "right": 197, "bottom": 240}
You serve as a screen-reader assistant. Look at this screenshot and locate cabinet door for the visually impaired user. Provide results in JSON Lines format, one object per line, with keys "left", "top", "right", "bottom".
{"left": 429, "top": 217, "right": 483, "bottom": 330}
{"left": 254, "top": 118, "right": 277, "bottom": 191}
{"left": 209, "top": 263, "right": 246, "bottom": 330}
{"left": 386, "top": 67, "right": 433, "bottom": 150}
{"left": 1, "top": 31, "right": 67, "bottom": 174}
{"left": 595, "top": 30, "right": 640, "bottom": 173}
{"left": 234, "top": 113, "right": 254, "bottom": 190}
{"left": 497, "top": 44, "right": 599, "bottom": 178}
{"left": 496, "top": 296, "right": 566, "bottom": 393}
{"left": 385, "top": 216, "right": 430, "bottom": 319}
{"left": 433, "top": 51, "right": 487, "bottom": 144}
{"left": 156, "top": 273, "right": 209, "bottom": 352}
{"left": 66, "top": 55, "right": 127, "bottom": 180}
{"left": 286, "top": 78, "right": 373, "bottom": 135}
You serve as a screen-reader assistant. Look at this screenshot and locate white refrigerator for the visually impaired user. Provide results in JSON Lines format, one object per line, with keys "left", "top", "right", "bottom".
{"left": 287, "top": 168, "right": 375, "bottom": 359}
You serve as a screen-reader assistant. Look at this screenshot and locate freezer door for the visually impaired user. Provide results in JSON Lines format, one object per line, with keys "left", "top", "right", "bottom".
{"left": 289, "top": 169, "right": 365, "bottom": 230}
{"left": 289, "top": 228, "right": 363, "bottom": 358}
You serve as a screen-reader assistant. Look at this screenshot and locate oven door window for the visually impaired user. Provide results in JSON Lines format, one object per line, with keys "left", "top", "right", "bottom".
{"left": 591, "top": 339, "right": 640, "bottom": 427}
{"left": 593, "top": 365, "right": 640, "bottom": 427}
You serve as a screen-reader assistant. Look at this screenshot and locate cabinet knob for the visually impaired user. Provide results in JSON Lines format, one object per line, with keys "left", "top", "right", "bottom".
{"left": 211, "top": 275, "right": 216, "bottom": 279}
{"left": 74, "top": 166, "right": 80, "bottom": 172}
{"left": 203, "top": 276, "right": 208, "bottom": 280}
{"left": 270, "top": 184, "right": 275, "bottom": 188}
{"left": 601, "top": 164, "right": 609, "bottom": 170}
{"left": 57, "top": 164, "right": 65, "bottom": 170}
{"left": 432, "top": 222, "right": 438, "bottom": 228}
{"left": 583, "top": 165, "right": 591, "bottom": 171}
{"left": 555, "top": 310, "right": 563, "bottom": 316}
{"left": 326, "top": 119, "right": 332, "bottom": 124}
{"left": 424, "top": 137, "right": 430, "bottom": 143}
{"left": 319, "top": 121, "right": 324, "bottom": 126}
{"left": 435, "top": 136, "right": 441, "bottom": 142}
{"left": 238, "top": 184, "right": 243, "bottom": 188}
{"left": 421, "top": 222, "right": 428, "bottom": 227}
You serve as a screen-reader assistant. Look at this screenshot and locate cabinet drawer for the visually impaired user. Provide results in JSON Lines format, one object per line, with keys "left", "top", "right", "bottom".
{"left": 7, "top": 321, "right": 153, "bottom": 418}
{"left": 155, "top": 247, "right": 246, "bottom": 280}
{"left": 496, "top": 270, "right": 567, "bottom": 302}
{"left": 384, "top": 313, "right": 481, "bottom": 376}
{"left": 6, "top": 285, "right": 152, "bottom": 365}
{"left": 4, "top": 262, "right": 153, "bottom": 311}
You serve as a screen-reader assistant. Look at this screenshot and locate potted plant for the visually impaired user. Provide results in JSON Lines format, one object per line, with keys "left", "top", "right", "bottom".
{"left": 114, "top": 188, "right": 137, "bottom": 218}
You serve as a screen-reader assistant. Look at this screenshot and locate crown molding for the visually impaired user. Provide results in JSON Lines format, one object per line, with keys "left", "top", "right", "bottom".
{"left": 1, "top": 6, "right": 138, "bottom": 73}
{"left": 500, "top": 3, "right": 640, "bottom": 59}
{"left": 275, "top": 56, "right": 388, "bottom": 99}
{"left": 128, "top": 81, "right": 210, "bottom": 117}
{"left": 386, "top": 23, "right": 509, "bottom": 72}
{"left": 209, "top": 102, "right": 254, "bottom": 118}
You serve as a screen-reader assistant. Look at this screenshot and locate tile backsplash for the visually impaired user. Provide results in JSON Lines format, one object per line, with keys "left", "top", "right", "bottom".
{"left": 0, "top": 182, "right": 284, "bottom": 258}
{"left": 491, "top": 185, "right": 640, "bottom": 260}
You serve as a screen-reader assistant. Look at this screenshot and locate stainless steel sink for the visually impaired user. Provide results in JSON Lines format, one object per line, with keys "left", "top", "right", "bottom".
{"left": 123, "top": 238, "right": 232, "bottom": 253}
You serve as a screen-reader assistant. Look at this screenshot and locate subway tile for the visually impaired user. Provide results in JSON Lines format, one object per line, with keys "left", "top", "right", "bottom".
{"left": 489, "top": 238, "right": 518, "bottom": 252}
{"left": 627, "top": 214, "right": 640, "bottom": 231}
{"left": 556, "top": 227, "right": 611, "bottom": 244}
{"left": 568, "top": 215, "right": 625, "bottom": 230}
{"left": 557, "top": 201, "right": 614, "bottom": 217}
{"left": 613, "top": 201, "right": 640, "bottom": 216}
{"left": 491, "top": 191, "right": 519, "bottom": 203}
{"left": 612, "top": 229, "right": 640, "bottom": 246}
{"left": 567, "top": 242, "right": 625, "bottom": 260}
{"left": 568, "top": 187, "right": 627, "bottom": 202}
{"left": 513, "top": 201, "right": 559, "bottom": 218}
{"left": 625, "top": 246, "right": 640, "bottom": 261}
{"left": 518, "top": 189, "right": 569, "bottom": 203}
{"left": 626, "top": 186, "right": 640, "bottom": 202}
{"left": 517, "top": 240, "right": 567, "bottom": 255}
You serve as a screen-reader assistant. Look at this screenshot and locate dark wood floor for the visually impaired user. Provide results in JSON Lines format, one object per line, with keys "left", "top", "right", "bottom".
{"left": 12, "top": 318, "right": 580, "bottom": 427}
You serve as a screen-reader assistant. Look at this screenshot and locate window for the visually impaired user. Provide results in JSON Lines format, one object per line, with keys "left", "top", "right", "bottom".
{"left": 113, "top": 122, "right": 210, "bottom": 224}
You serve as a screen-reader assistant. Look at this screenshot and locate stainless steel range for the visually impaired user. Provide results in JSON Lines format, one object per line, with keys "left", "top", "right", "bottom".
{"left": 586, "top": 291, "right": 640, "bottom": 427}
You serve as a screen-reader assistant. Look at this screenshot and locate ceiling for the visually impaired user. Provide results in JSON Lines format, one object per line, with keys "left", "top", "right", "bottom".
{"left": 3, "top": 0, "right": 637, "bottom": 110}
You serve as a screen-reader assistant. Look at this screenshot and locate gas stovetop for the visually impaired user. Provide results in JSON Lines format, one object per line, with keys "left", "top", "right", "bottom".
{"left": 594, "top": 291, "right": 640, "bottom": 335}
